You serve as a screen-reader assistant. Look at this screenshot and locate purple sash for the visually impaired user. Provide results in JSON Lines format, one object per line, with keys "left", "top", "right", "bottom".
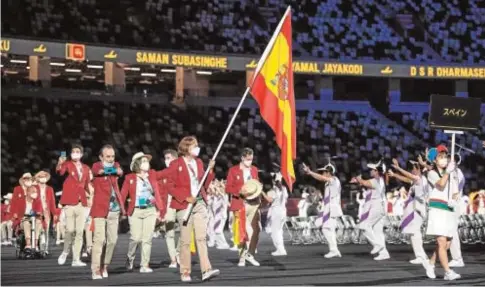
{"left": 400, "top": 212, "right": 415, "bottom": 230}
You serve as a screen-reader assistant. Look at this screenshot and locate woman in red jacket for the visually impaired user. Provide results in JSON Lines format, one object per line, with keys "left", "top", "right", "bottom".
{"left": 121, "top": 152, "right": 165, "bottom": 274}
{"left": 165, "top": 136, "right": 219, "bottom": 282}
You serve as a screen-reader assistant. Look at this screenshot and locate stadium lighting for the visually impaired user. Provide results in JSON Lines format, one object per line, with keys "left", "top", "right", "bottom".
{"left": 87, "top": 65, "right": 104, "bottom": 69}
{"left": 4, "top": 70, "right": 19, "bottom": 74}
{"left": 65, "top": 68, "right": 82, "bottom": 73}
{"left": 196, "top": 71, "right": 212, "bottom": 75}
{"left": 82, "top": 75, "right": 97, "bottom": 79}
{"left": 50, "top": 62, "right": 66, "bottom": 66}
{"left": 141, "top": 73, "right": 157, "bottom": 77}
{"left": 10, "top": 59, "right": 27, "bottom": 64}
{"left": 124, "top": 67, "right": 141, "bottom": 71}
{"left": 161, "top": 69, "right": 176, "bottom": 73}
{"left": 27, "top": 66, "right": 30, "bottom": 70}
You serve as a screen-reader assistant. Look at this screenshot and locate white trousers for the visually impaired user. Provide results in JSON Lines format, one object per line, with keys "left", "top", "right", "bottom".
{"left": 410, "top": 231, "right": 427, "bottom": 261}
{"left": 1, "top": 221, "right": 13, "bottom": 242}
{"left": 270, "top": 209, "right": 286, "bottom": 252}
{"left": 360, "top": 204, "right": 386, "bottom": 252}
{"left": 322, "top": 217, "right": 339, "bottom": 253}
{"left": 450, "top": 210, "right": 462, "bottom": 260}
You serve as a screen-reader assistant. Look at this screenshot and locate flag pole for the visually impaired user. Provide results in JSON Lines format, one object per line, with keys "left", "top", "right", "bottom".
{"left": 183, "top": 86, "right": 251, "bottom": 225}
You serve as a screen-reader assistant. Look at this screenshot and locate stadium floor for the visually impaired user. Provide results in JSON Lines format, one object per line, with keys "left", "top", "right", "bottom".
{"left": 1, "top": 233, "right": 484, "bottom": 286}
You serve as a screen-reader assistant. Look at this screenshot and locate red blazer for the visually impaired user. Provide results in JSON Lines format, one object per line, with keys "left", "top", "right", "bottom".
{"left": 225, "top": 165, "right": 259, "bottom": 211}
{"left": 1, "top": 203, "right": 11, "bottom": 222}
{"left": 57, "top": 161, "right": 91, "bottom": 206}
{"left": 53, "top": 208, "right": 61, "bottom": 224}
{"left": 121, "top": 170, "right": 164, "bottom": 216}
{"left": 90, "top": 162, "right": 126, "bottom": 218}
{"left": 10, "top": 186, "right": 27, "bottom": 219}
{"left": 36, "top": 184, "right": 56, "bottom": 217}
{"left": 158, "top": 168, "right": 174, "bottom": 219}
{"left": 165, "top": 157, "right": 214, "bottom": 210}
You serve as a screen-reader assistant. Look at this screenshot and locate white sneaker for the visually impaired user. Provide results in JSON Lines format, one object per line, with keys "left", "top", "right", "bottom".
{"left": 102, "top": 268, "right": 108, "bottom": 278}
{"left": 444, "top": 270, "right": 461, "bottom": 281}
{"left": 216, "top": 244, "right": 230, "bottom": 250}
{"left": 230, "top": 246, "right": 239, "bottom": 251}
{"left": 237, "top": 258, "right": 246, "bottom": 267}
{"left": 82, "top": 252, "right": 88, "bottom": 258}
{"left": 422, "top": 261, "right": 436, "bottom": 279}
{"left": 374, "top": 250, "right": 390, "bottom": 261}
{"left": 409, "top": 258, "right": 423, "bottom": 265}
{"left": 324, "top": 251, "right": 342, "bottom": 258}
{"left": 1, "top": 241, "right": 7, "bottom": 246}
{"left": 245, "top": 254, "right": 260, "bottom": 266}
{"left": 92, "top": 272, "right": 103, "bottom": 280}
{"left": 56, "top": 240, "right": 61, "bottom": 245}
{"left": 181, "top": 274, "right": 191, "bottom": 282}
{"left": 271, "top": 250, "right": 287, "bottom": 256}
{"left": 448, "top": 259, "right": 465, "bottom": 268}
{"left": 370, "top": 246, "right": 382, "bottom": 255}
{"left": 202, "top": 269, "right": 220, "bottom": 281}
{"left": 140, "top": 267, "right": 153, "bottom": 273}
{"left": 72, "top": 260, "right": 87, "bottom": 267}
{"left": 169, "top": 261, "right": 177, "bottom": 268}
{"left": 58, "top": 252, "right": 68, "bottom": 265}
{"left": 208, "top": 241, "right": 215, "bottom": 248}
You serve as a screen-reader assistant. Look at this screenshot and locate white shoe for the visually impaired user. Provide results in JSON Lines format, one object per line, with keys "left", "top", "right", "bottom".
{"left": 245, "top": 253, "right": 260, "bottom": 266}
{"left": 374, "top": 250, "right": 390, "bottom": 261}
{"left": 72, "top": 260, "right": 87, "bottom": 267}
{"left": 208, "top": 241, "right": 215, "bottom": 248}
{"left": 230, "top": 246, "right": 238, "bottom": 251}
{"left": 140, "top": 267, "right": 153, "bottom": 273}
{"left": 56, "top": 240, "right": 61, "bottom": 245}
{"left": 409, "top": 258, "right": 423, "bottom": 265}
{"left": 169, "top": 261, "right": 177, "bottom": 268}
{"left": 324, "top": 251, "right": 341, "bottom": 258}
{"left": 82, "top": 252, "right": 88, "bottom": 258}
{"left": 58, "top": 252, "right": 68, "bottom": 265}
{"left": 422, "top": 261, "right": 436, "bottom": 279}
{"left": 202, "top": 269, "right": 220, "bottom": 281}
{"left": 216, "top": 244, "right": 230, "bottom": 250}
{"left": 444, "top": 270, "right": 461, "bottom": 280}
{"left": 237, "top": 258, "right": 246, "bottom": 267}
{"left": 1, "top": 241, "right": 7, "bottom": 246}
{"left": 271, "top": 250, "right": 287, "bottom": 256}
{"left": 92, "top": 272, "right": 103, "bottom": 280}
{"left": 448, "top": 259, "right": 465, "bottom": 268}
{"left": 102, "top": 268, "right": 108, "bottom": 278}
{"left": 370, "top": 246, "right": 382, "bottom": 255}
{"left": 181, "top": 274, "right": 191, "bottom": 282}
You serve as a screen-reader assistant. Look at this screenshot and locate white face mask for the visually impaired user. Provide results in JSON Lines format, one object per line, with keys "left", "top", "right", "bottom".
{"left": 38, "top": 178, "right": 48, "bottom": 184}
{"left": 243, "top": 160, "right": 252, "bottom": 167}
{"left": 140, "top": 161, "right": 150, "bottom": 171}
{"left": 71, "top": 152, "right": 82, "bottom": 160}
{"left": 31, "top": 193, "right": 38, "bottom": 199}
{"left": 103, "top": 161, "right": 114, "bottom": 167}
{"left": 5, "top": 200, "right": 9, "bottom": 205}
{"left": 24, "top": 180, "right": 33, "bottom": 187}
{"left": 165, "top": 160, "right": 172, "bottom": 168}
{"left": 437, "top": 158, "right": 448, "bottom": 168}
{"left": 190, "top": 147, "right": 200, "bottom": 157}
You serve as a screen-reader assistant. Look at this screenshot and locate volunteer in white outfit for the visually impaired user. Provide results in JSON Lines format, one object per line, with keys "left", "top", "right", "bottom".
{"left": 356, "top": 190, "right": 366, "bottom": 219}
{"left": 265, "top": 172, "right": 288, "bottom": 256}
{"left": 448, "top": 154, "right": 465, "bottom": 268}
{"left": 421, "top": 145, "right": 461, "bottom": 281}
{"left": 388, "top": 159, "right": 428, "bottom": 265}
{"left": 303, "top": 162, "right": 342, "bottom": 258}
{"left": 351, "top": 160, "right": 390, "bottom": 261}
{"left": 392, "top": 189, "right": 405, "bottom": 217}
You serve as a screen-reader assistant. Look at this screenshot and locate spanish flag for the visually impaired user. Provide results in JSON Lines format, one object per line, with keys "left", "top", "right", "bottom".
{"left": 249, "top": 6, "right": 296, "bottom": 191}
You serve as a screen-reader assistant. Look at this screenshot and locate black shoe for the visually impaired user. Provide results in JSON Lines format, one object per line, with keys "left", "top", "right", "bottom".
{"left": 125, "top": 258, "right": 134, "bottom": 271}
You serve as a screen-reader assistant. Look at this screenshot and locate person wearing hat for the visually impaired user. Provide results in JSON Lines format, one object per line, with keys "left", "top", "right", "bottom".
{"left": 121, "top": 151, "right": 166, "bottom": 274}
{"left": 34, "top": 170, "right": 56, "bottom": 253}
{"left": 13, "top": 186, "right": 43, "bottom": 250}
{"left": 89, "top": 145, "right": 125, "bottom": 280}
{"left": 56, "top": 144, "right": 91, "bottom": 267}
{"left": 421, "top": 144, "right": 461, "bottom": 280}
{"left": 351, "top": 160, "right": 390, "bottom": 261}
{"left": 1, "top": 193, "right": 13, "bottom": 246}
{"left": 265, "top": 171, "right": 289, "bottom": 256}
{"left": 388, "top": 159, "right": 429, "bottom": 265}
{"left": 10, "top": 173, "right": 35, "bottom": 226}
{"left": 163, "top": 136, "right": 219, "bottom": 282}
{"left": 159, "top": 148, "right": 180, "bottom": 269}
{"left": 226, "top": 148, "right": 262, "bottom": 267}
{"left": 303, "top": 162, "right": 343, "bottom": 258}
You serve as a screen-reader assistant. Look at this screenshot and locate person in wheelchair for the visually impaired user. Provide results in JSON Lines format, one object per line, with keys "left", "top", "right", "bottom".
{"left": 13, "top": 186, "right": 43, "bottom": 252}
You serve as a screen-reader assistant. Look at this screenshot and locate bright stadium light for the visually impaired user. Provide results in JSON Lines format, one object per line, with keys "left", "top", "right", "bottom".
{"left": 141, "top": 72, "right": 157, "bottom": 77}
{"left": 196, "top": 71, "right": 212, "bottom": 75}
{"left": 27, "top": 66, "right": 30, "bottom": 70}
{"left": 124, "top": 67, "right": 140, "bottom": 71}
{"left": 161, "top": 69, "right": 176, "bottom": 73}
{"left": 87, "top": 65, "right": 103, "bottom": 69}
{"left": 10, "top": 59, "right": 27, "bottom": 64}
{"left": 50, "top": 62, "right": 66, "bottom": 66}
{"left": 65, "top": 68, "right": 82, "bottom": 73}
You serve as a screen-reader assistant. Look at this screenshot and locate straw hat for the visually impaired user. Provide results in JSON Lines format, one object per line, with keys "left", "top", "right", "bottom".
{"left": 130, "top": 152, "right": 152, "bottom": 171}
{"left": 242, "top": 179, "right": 263, "bottom": 200}
{"left": 18, "top": 172, "right": 33, "bottom": 185}
{"left": 317, "top": 163, "right": 336, "bottom": 174}
{"left": 34, "top": 170, "right": 51, "bottom": 182}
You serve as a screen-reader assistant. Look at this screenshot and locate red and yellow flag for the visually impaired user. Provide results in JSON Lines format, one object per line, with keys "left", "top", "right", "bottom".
{"left": 249, "top": 6, "right": 296, "bottom": 191}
